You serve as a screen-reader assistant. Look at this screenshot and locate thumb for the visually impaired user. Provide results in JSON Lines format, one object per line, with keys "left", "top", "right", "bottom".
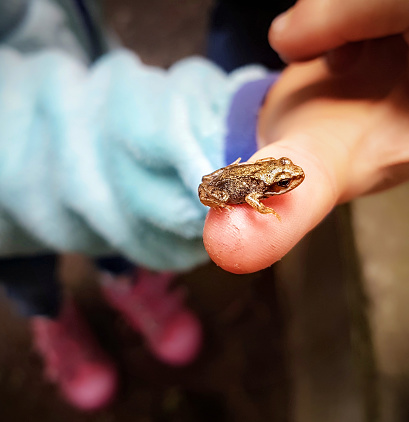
{"left": 269, "top": 0, "right": 409, "bottom": 62}
{"left": 202, "top": 137, "right": 339, "bottom": 274}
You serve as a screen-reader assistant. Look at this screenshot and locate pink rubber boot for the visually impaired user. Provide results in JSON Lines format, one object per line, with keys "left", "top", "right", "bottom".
{"left": 101, "top": 269, "right": 202, "bottom": 366}
{"left": 30, "top": 298, "right": 118, "bottom": 411}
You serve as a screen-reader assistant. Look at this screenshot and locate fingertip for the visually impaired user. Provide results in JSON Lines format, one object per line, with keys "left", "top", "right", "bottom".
{"left": 269, "top": 0, "right": 350, "bottom": 63}
{"left": 269, "top": 15, "right": 321, "bottom": 63}
{"left": 203, "top": 206, "right": 281, "bottom": 274}
{"left": 269, "top": 9, "right": 292, "bottom": 44}
{"left": 202, "top": 189, "right": 308, "bottom": 274}
{"left": 202, "top": 141, "right": 341, "bottom": 274}
{"left": 269, "top": 10, "right": 294, "bottom": 63}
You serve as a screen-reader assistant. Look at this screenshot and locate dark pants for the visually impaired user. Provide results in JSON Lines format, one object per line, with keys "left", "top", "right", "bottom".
{"left": 0, "top": 255, "right": 134, "bottom": 318}
{"left": 0, "top": 255, "right": 61, "bottom": 318}
{"left": 207, "top": 0, "right": 294, "bottom": 71}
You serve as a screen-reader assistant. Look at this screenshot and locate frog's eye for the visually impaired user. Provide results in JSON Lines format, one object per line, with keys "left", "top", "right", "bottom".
{"left": 277, "top": 179, "right": 291, "bottom": 188}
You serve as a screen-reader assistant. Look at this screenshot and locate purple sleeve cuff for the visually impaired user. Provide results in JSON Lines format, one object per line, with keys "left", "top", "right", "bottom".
{"left": 224, "top": 72, "right": 280, "bottom": 165}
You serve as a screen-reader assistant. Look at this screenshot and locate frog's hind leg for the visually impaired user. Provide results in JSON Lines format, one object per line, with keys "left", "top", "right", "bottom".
{"left": 199, "top": 185, "right": 232, "bottom": 211}
{"left": 202, "top": 167, "right": 225, "bottom": 181}
{"left": 254, "top": 157, "right": 275, "bottom": 163}
{"left": 228, "top": 157, "right": 241, "bottom": 166}
{"left": 202, "top": 159, "right": 242, "bottom": 182}
{"left": 245, "top": 192, "right": 281, "bottom": 221}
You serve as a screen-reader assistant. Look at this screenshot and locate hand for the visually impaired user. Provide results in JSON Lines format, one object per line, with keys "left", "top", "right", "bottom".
{"left": 203, "top": 35, "right": 409, "bottom": 274}
{"left": 269, "top": 0, "right": 409, "bottom": 67}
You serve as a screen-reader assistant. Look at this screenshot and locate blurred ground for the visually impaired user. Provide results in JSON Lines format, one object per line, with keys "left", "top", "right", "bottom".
{"left": 0, "top": 257, "right": 290, "bottom": 422}
{"left": 105, "top": 0, "right": 214, "bottom": 68}
{"left": 353, "top": 183, "right": 409, "bottom": 422}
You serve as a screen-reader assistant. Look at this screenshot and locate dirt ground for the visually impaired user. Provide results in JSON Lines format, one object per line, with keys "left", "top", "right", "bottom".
{"left": 0, "top": 258, "right": 290, "bottom": 422}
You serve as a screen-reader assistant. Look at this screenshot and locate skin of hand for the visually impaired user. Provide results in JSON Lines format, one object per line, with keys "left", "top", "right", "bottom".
{"left": 203, "top": 33, "right": 409, "bottom": 274}
{"left": 269, "top": 0, "right": 409, "bottom": 66}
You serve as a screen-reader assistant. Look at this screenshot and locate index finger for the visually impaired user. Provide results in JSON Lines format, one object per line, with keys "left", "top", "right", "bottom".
{"left": 270, "top": 0, "right": 409, "bottom": 63}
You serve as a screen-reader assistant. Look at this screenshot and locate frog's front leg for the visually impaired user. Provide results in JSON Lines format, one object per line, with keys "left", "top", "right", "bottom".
{"left": 245, "top": 192, "right": 281, "bottom": 221}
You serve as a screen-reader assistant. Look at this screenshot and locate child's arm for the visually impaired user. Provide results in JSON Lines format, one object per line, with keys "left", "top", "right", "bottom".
{"left": 0, "top": 47, "right": 269, "bottom": 270}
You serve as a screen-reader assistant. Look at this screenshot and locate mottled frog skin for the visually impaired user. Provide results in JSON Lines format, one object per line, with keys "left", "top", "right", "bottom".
{"left": 198, "top": 157, "right": 305, "bottom": 220}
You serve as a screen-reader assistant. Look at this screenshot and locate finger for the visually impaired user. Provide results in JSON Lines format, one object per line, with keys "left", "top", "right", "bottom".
{"left": 269, "top": 0, "right": 409, "bottom": 62}
{"left": 202, "top": 138, "right": 340, "bottom": 274}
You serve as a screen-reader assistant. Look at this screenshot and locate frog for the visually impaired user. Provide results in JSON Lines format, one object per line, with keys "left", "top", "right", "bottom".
{"left": 198, "top": 157, "right": 305, "bottom": 220}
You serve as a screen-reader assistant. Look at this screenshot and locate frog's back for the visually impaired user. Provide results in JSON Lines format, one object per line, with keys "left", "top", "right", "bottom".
{"left": 216, "top": 162, "right": 265, "bottom": 182}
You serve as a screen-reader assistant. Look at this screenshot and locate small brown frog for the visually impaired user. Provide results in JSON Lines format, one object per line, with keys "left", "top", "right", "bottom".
{"left": 198, "top": 157, "right": 305, "bottom": 220}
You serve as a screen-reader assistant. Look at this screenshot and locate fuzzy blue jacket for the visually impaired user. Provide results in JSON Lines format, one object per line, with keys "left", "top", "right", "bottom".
{"left": 0, "top": 0, "right": 276, "bottom": 270}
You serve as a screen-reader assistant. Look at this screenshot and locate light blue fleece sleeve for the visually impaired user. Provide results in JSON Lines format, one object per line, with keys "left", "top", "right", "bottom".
{"left": 0, "top": 48, "right": 267, "bottom": 270}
